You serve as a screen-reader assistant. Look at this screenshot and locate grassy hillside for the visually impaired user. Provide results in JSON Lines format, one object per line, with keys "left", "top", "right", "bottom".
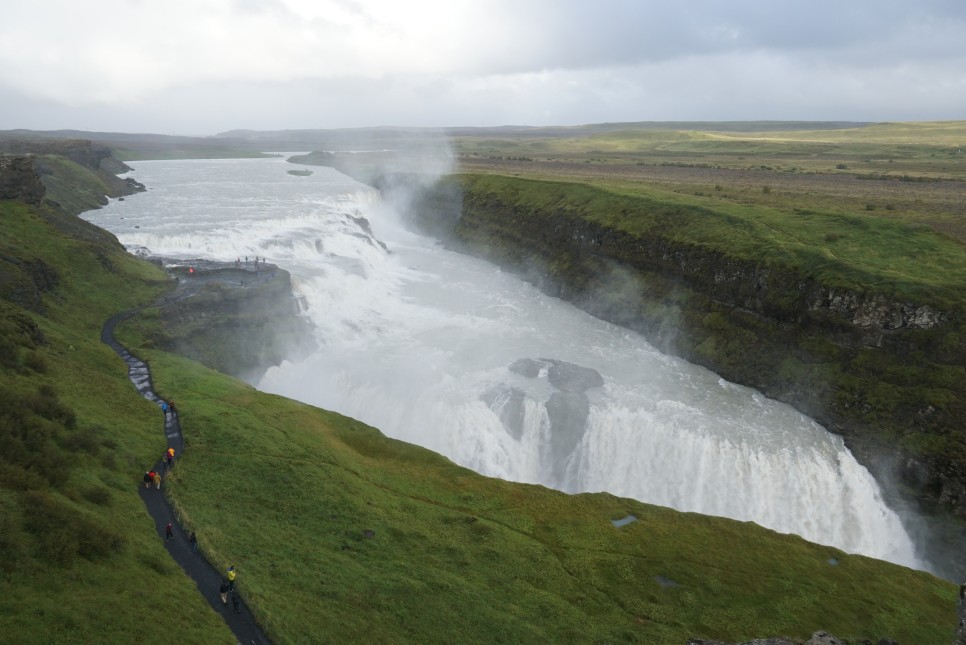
{"left": 0, "top": 197, "right": 236, "bottom": 642}
{"left": 106, "top": 336, "right": 958, "bottom": 642}
{"left": 455, "top": 173, "right": 966, "bottom": 310}
{"left": 1, "top": 129, "right": 268, "bottom": 161}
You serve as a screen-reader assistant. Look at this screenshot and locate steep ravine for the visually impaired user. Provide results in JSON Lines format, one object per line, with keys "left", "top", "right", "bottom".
{"left": 397, "top": 172, "right": 966, "bottom": 580}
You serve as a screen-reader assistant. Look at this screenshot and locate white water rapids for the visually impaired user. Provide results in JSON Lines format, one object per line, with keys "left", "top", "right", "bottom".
{"left": 84, "top": 156, "right": 923, "bottom": 570}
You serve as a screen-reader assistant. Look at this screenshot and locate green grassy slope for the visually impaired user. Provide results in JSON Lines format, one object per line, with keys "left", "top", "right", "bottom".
{"left": 458, "top": 174, "right": 966, "bottom": 308}
{"left": 113, "top": 330, "right": 957, "bottom": 643}
{"left": 0, "top": 195, "right": 236, "bottom": 642}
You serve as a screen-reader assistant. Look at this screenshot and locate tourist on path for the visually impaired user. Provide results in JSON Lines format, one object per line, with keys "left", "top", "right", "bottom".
{"left": 153, "top": 472, "right": 162, "bottom": 489}
{"left": 143, "top": 471, "right": 153, "bottom": 489}
{"left": 188, "top": 531, "right": 197, "bottom": 552}
{"left": 166, "top": 447, "right": 175, "bottom": 468}
{"left": 219, "top": 579, "right": 230, "bottom": 606}
{"left": 165, "top": 522, "right": 174, "bottom": 542}
{"left": 227, "top": 565, "right": 237, "bottom": 591}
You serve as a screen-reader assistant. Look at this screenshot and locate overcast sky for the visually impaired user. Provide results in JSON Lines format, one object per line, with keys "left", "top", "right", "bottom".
{"left": 1, "top": 0, "right": 964, "bottom": 135}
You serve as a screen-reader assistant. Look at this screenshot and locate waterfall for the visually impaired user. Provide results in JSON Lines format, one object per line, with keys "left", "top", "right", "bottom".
{"left": 85, "top": 156, "right": 923, "bottom": 570}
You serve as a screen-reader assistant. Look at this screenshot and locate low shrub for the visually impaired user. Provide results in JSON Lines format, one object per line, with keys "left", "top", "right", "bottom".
{"left": 23, "top": 351, "right": 48, "bottom": 373}
{"left": 21, "top": 490, "right": 125, "bottom": 566}
{"left": 80, "top": 486, "right": 112, "bottom": 506}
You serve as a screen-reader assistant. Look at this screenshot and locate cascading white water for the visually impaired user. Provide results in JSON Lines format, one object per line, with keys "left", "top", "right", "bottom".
{"left": 84, "top": 156, "right": 923, "bottom": 570}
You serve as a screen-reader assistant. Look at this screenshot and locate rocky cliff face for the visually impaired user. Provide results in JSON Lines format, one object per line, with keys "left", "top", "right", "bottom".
{"left": 0, "top": 155, "right": 46, "bottom": 205}
{"left": 0, "top": 138, "right": 119, "bottom": 172}
{"left": 1, "top": 144, "right": 133, "bottom": 314}
{"left": 401, "top": 174, "right": 966, "bottom": 579}
{"left": 143, "top": 261, "right": 316, "bottom": 383}
{"left": 0, "top": 137, "right": 145, "bottom": 215}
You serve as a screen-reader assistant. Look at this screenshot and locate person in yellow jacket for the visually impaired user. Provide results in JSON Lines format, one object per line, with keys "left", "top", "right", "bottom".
{"left": 227, "top": 565, "right": 237, "bottom": 591}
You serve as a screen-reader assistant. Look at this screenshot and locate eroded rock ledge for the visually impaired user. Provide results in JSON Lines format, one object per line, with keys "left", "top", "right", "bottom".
{"left": 140, "top": 258, "right": 316, "bottom": 383}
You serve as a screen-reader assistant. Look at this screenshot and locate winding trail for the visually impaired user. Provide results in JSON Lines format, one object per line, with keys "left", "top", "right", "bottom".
{"left": 102, "top": 312, "right": 272, "bottom": 645}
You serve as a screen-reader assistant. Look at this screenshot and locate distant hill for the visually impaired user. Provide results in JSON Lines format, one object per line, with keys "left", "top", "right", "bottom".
{"left": 216, "top": 121, "right": 876, "bottom": 149}
{"left": 3, "top": 122, "right": 881, "bottom": 160}
{"left": 0, "top": 129, "right": 266, "bottom": 161}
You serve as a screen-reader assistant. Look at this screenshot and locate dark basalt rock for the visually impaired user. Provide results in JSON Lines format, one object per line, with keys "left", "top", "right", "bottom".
{"left": 480, "top": 384, "right": 527, "bottom": 440}
{"left": 508, "top": 357, "right": 544, "bottom": 378}
{"left": 145, "top": 260, "right": 317, "bottom": 383}
{"left": 546, "top": 360, "right": 604, "bottom": 393}
{"left": 504, "top": 357, "right": 602, "bottom": 484}
{"left": 509, "top": 357, "right": 604, "bottom": 392}
{"left": 544, "top": 390, "right": 590, "bottom": 486}
{"left": 0, "top": 155, "right": 45, "bottom": 205}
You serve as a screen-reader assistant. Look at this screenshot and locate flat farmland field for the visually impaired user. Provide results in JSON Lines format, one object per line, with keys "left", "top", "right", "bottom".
{"left": 455, "top": 121, "right": 966, "bottom": 244}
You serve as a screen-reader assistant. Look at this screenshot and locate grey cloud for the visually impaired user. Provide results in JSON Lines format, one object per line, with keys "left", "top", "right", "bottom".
{"left": 1, "top": 1, "right": 965, "bottom": 133}
{"left": 481, "top": 0, "right": 966, "bottom": 71}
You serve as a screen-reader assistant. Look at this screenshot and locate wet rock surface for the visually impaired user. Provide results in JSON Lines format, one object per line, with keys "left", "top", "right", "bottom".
{"left": 0, "top": 155, "right": 46, "bottom": 205}
{"left": 509, "top": 357, "right": 604, "bottom": 392}
{"left": 502, "top": 358, "right": 604, "bottom": 487}
{"left": 144, "top": 258, "right": 316, "bottom": 383}
{"left": 480, "top": 384, "right": 527, "bottom": 440}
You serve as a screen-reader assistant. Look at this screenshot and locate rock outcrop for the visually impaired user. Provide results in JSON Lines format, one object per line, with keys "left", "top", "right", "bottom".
{"left": 0, "top": 155, "right": 45, "bottom": 205}
{"left": 503, "top": 358, "right": 604, "bottom": 487}
{"left": 0, "top": 138, "right": 120, "bottom": 172}
{"left": 143, "top": 260, "right": 316, "bottom": 383}
{"left": 0, "top": 137, "right": 145, "bottom": 215}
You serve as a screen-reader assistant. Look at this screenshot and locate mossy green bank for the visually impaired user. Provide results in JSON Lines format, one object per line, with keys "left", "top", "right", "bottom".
{"left": 0, "top": 193, "right": 235, "bottom": 642}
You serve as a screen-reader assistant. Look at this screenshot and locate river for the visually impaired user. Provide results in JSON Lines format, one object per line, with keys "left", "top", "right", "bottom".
{"left": 83, "top": 155, "right": 924, "bottom": 571}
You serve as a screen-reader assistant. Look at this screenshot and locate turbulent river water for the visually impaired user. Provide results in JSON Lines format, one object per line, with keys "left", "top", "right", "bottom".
{"left": 84, "top": 156, "right": 924, "bottom": 570}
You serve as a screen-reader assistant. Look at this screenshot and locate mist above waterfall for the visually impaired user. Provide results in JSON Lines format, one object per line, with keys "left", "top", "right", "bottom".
{"left": 85, "top": 155, "right": 924, "bottom": 572}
